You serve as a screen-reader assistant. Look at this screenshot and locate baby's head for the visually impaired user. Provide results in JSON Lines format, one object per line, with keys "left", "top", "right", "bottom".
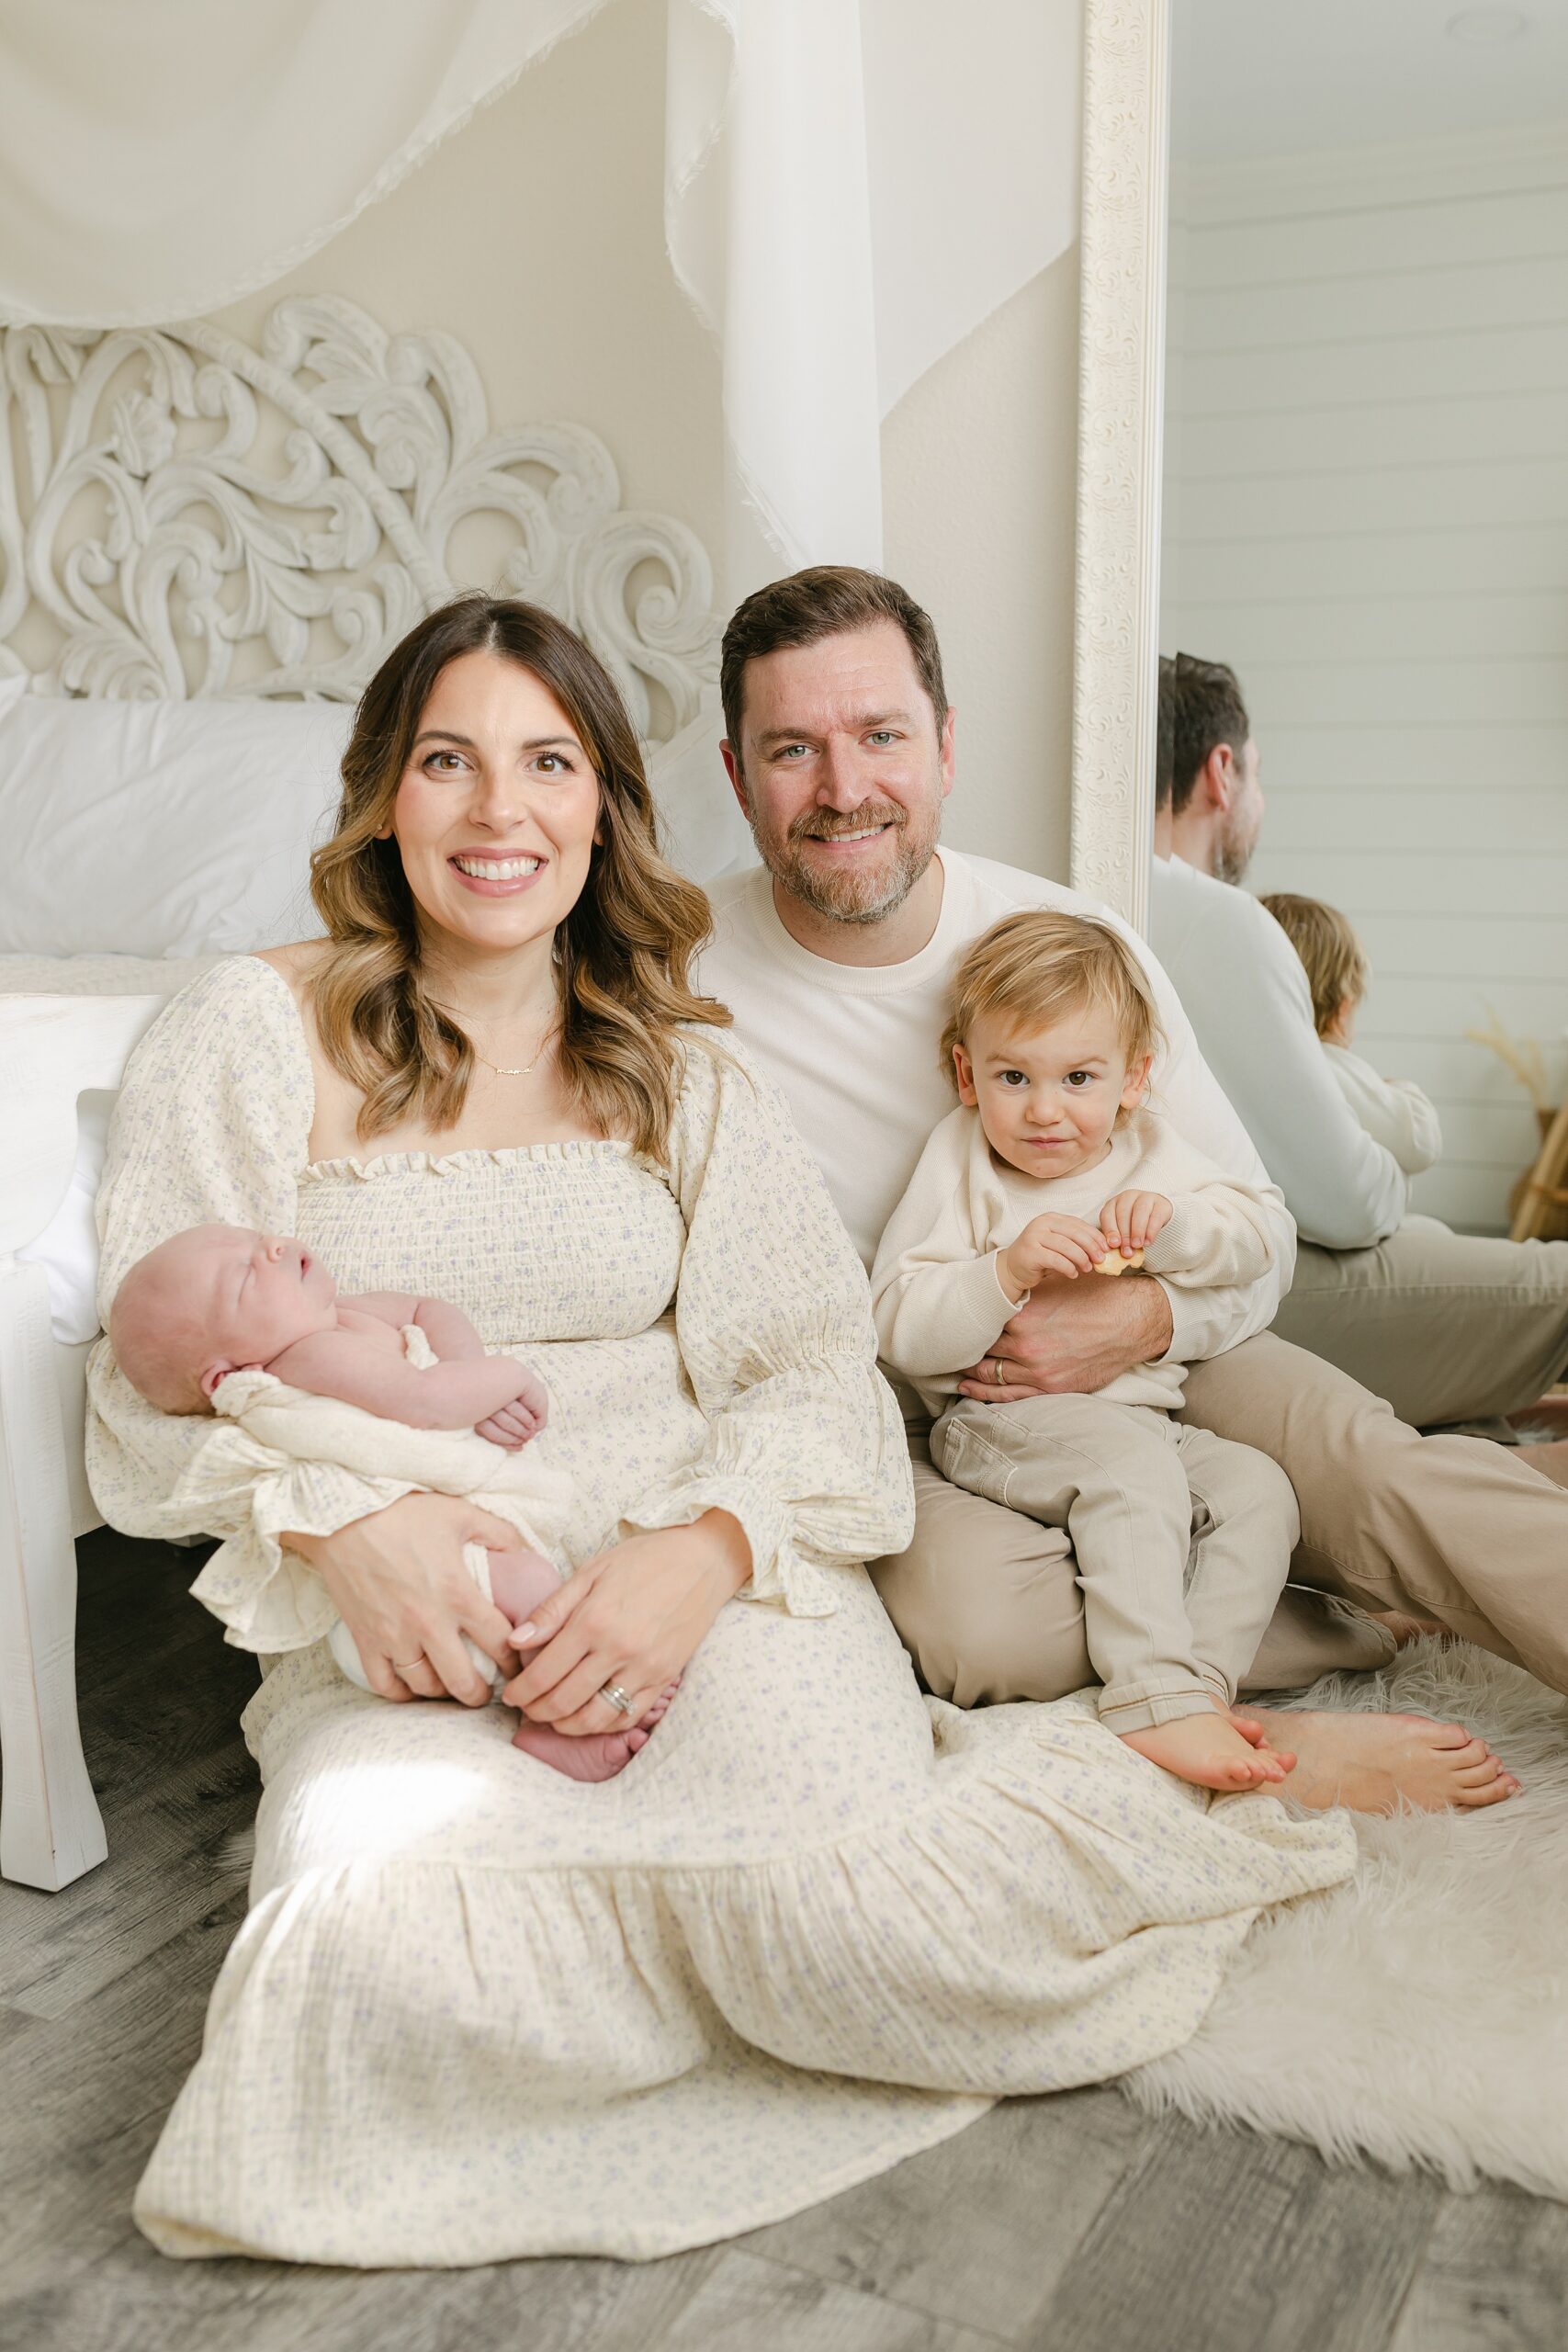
{"left": 1259, "top": 893, "right": 1367, "bottom": 1044}
{"left": 942, "top": 911, "right": 1163, "bottom": 1179}
{"left": 109, "top": 1224, "right": 338, "bottom": 1415}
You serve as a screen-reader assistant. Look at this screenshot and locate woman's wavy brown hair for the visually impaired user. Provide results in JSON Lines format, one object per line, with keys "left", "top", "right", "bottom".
{"left": 308, "top": 595, "right": 730, "bottom": 1158}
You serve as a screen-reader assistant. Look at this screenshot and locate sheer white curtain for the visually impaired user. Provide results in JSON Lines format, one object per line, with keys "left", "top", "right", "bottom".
{"left": 0, "top": 0, "right": 1079, "bottom": 591}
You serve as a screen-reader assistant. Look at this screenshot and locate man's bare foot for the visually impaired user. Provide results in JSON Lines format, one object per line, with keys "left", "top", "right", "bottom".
{"left": 1516, "top": 1440, "right": 1568, "bottom": 1490}
{"left": 1509, "top": 1395, "right": 1568, "bottom": 1441}
{"left": 1243, "top": 1709, "right": 1522, "bottom": 1814}
{"left": 1120, "top": 1712, "right": 1292, "bottom": 1792}
{"left": 1368, "top": 1608, "right": 1452, "bottom": 1645}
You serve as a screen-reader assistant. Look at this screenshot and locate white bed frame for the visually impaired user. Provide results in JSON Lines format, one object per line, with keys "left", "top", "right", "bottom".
{"left": 0, "top": 295, "right": 723, "bottom": 1888}
{"left": 2, "top": 0, "right": 1172, "bottom": 1891}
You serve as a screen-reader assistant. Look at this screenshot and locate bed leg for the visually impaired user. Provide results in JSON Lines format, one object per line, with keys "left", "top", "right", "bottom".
{"left": 0, "top": 1259, "right": 107, "bottom": 1891}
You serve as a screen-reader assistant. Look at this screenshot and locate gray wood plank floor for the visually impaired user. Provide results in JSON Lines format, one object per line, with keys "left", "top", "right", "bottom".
{"left": 2, "top": 1531, "right": 1562, "bottom": 2352}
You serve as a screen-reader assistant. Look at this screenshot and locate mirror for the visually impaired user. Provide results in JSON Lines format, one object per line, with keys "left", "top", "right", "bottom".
{"left": 1153, "top": 0, "right": 1568, "bottom": 1242}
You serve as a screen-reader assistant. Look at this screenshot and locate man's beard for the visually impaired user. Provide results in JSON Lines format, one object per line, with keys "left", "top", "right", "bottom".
{"left": 753, "top": 797, "right": 941, "bottom": 925}
{"left": 1213, "top": 811, "right": 1255, "bottom": 888}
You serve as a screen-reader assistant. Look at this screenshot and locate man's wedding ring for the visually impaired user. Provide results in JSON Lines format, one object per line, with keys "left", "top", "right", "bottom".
{"left": 991, "top": 1358, "right": 1005, "bottom": 1384}
{"left": 600, "top": 1681, "right": 634, "bottom": 1714}
{"left": 394, "top": 1656, "right": 426, "bottom": 1674}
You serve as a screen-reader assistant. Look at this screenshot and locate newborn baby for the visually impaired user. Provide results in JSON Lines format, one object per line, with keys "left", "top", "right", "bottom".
{"left": 109, "top": 1224, "right": 675, "bottom": 1781}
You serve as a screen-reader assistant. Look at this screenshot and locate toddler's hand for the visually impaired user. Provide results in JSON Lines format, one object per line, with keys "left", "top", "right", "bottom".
{"left": 1000, "top": 1211, "right": 1108, "bottom": 1297}
{"left": 1099, "top": 1191, "right": 1172, "bottom": 1255}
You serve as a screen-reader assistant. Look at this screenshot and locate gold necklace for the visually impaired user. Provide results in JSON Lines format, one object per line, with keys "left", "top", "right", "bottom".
{"left": 434, "top": 1001, "right": 557, "bottom": 1079}
{"left": 469, "top": 1029, "right": 556, "bottom": 1079}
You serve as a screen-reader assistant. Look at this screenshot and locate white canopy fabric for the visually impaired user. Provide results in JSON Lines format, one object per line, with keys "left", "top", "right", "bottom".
{"left": 0, "top": 0, "right": 1080, "bottom": 594}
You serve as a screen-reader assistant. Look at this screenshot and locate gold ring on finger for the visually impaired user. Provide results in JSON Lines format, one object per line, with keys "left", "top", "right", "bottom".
{"left": 600, "top": 1681, "right": 634, "bottom": 1714}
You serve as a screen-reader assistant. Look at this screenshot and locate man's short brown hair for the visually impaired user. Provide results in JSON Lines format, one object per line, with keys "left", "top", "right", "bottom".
{"left": 1160, "top": 651, "right": 1250, "bottom": 814}
{"left": 720, "top": 566, "right": 948, "bottom": 753}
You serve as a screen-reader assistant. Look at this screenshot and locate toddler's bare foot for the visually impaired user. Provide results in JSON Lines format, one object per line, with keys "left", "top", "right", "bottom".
{"left": 1120, "top": 1711, "right": 1292, "bottom": 1792}
{"left": 1240, "top": 1708, "right": 1521, "bottom": 1814}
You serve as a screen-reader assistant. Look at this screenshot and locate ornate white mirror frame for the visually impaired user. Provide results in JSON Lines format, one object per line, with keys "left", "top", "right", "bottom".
{"left": 1069, "top": 0, "right": 1172, "bottom": 933}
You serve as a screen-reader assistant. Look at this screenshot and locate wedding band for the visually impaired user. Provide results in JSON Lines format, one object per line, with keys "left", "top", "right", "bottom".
{"left": 393, "top": 1656, "right": 426, "bottom": 1673}
{"left": 600, "top": 1681, "right": 634, "bottom": 1714}
{"left": 992, "top": 1358, "right": 1004, "bottom": 1384}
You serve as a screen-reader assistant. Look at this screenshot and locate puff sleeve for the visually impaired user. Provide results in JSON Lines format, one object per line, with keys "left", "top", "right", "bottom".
{"left": 621, "top": 1036, "right": 915, "bottom": 1614}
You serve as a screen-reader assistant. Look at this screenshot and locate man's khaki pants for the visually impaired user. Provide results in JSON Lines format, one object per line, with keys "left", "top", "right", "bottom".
{"left": 932, "top": 1396, "right": 1297, "bottom": 1729}
{"left": 1273, "top": 1219, "right": 1568, "bottom": 1430}
{"left": 873, "top": 1331, "right": 1568, "bottom": 1709}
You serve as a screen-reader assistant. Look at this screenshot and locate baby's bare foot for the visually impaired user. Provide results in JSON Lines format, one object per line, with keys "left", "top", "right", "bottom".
{"left": 487, "top": 1547, "right": 562, "bottom": 1626}
{"left": 1243, "top": 1708, "right": 1521, "bottom": 1814}
{"left": 1120, "top": 1712, "right": 1292, "bottom": 1792}
{"left": 510, "top": 1680, "right": 680, "bottom": 1781}
{"left": 512, "top": 1720, "right": 650, "bottom": 1781}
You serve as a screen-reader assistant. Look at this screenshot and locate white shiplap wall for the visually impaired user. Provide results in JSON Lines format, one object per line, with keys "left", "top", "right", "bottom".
{"left": 1162, "top": 124, "right": 1568, "bottom": 1233}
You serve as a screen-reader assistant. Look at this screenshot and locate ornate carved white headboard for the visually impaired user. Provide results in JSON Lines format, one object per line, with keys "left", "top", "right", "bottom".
{"left": 0, "top": 302, "right": 730, "bottom": 1898}
{"left": 0, "top": 295, "right": 719, "bottom": 736}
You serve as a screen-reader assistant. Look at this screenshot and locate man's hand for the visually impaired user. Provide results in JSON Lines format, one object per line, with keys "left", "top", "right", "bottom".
{"left": 998, "top": 1212, "right": 1108, "bottom": 1301}
{"left": 1099, "top": 1190, "right": 1173, "bottom": 1256}
{"left": 959, "top": 1271, "right": 1175, "bottom": 1402}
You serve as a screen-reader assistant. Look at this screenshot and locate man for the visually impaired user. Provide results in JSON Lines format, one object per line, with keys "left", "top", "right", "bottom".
{"left": 1150, "top": 653, "right": 1568, "bottom": 1445}
{"left": 698, "top": 564, "right": 1562, "bottom": 1812}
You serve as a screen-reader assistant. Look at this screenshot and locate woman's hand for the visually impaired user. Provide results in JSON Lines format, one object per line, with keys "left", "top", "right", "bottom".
{"left": 284, "top": 1492, "right": 520, "bottom": 1704}
{"left": 501, "top": 1510, "right": 752, "bottom": 1735}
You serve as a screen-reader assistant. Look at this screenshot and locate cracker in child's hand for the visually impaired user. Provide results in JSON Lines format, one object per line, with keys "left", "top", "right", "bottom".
{"left": 1092, "top": 1250, "right": 1145, "bottom": 1276}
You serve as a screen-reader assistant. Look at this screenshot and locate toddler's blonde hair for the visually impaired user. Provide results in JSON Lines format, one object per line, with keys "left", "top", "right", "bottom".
{"left": 1259, "top": 892, "right": 1369, "bottom": 1039}
{"left": 941, "top": 910, "right": 1163, "bottom": 1081}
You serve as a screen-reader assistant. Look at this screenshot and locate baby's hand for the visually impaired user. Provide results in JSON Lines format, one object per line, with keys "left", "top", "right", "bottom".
{"left": 476, "top": 1399, "right": 540, "bottom": 1451}
{"left": 1000, "top": 1212, "right": 1109, "bottom": 1297}
{"left": 1099, "top": 1191, "right": 1172, "bottom": 1256}
{"left": 476, "top": 1363, "right": 549, "bottom": 1449}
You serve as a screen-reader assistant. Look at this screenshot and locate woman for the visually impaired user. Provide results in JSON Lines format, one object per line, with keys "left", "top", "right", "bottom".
{"left": 90, "top": 597, "right": 1354, "bottom": 2267}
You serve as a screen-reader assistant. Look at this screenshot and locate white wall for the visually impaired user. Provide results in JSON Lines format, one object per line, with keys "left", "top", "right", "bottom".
{"left": 210, "top": 0, "right": 1079, "bottom": 884}
{"left": 1163, "top": 126, "right": 1568, "bottom": 1232}
{"left": 885, "top": 251, "right": 1080, "bottom": 883}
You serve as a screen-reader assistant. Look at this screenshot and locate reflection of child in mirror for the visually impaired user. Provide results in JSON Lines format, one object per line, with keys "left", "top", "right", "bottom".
{"left": 1260, "top": 893, "right": 1441, "bottom": 1178}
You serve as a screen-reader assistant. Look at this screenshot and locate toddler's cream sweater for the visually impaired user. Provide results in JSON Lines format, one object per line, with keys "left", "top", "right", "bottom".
{"left": 872, "top": 1102, "right": 1280, "bottom": 1414}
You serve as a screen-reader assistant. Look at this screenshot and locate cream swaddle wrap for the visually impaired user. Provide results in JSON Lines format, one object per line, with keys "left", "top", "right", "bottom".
{"left": 206, "top": 1325, "right": 572, "bottom": 1691}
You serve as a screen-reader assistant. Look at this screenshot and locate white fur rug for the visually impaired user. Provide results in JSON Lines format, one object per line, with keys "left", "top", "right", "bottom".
{"left": 1123, "top": 1637, "right": 1568, "bottom": 2200}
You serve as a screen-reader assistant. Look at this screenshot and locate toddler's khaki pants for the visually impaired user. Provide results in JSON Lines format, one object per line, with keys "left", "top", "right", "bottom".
{"left": 875, "top": 1331, "right": 1568, "bottom": 1711}
{"left": 931, "top": 1394, "right": 1297, "bottom": 1732}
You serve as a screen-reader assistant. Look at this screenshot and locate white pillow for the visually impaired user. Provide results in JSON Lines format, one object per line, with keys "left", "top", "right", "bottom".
{"left": 0, "top": 690, "right": 349, "bottom": 958}
{"left": 645, "top": 710, "right": 757, "bottom": 884}
{"left": 18, "top": 1089, "right": 117, "bottom": 1346}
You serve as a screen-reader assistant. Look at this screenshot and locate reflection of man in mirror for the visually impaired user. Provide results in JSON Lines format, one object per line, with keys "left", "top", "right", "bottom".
{"left": 696, "top": 565, "right": 1562, "bottom": 1810}
{"left": 1151, "top": 651, "right": 1568, "bottom": 1463}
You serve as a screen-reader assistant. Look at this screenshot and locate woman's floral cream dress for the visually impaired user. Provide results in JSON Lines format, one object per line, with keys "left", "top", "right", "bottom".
{"left": 88, "top": 959, "right": 1354, "bottom": 2267}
